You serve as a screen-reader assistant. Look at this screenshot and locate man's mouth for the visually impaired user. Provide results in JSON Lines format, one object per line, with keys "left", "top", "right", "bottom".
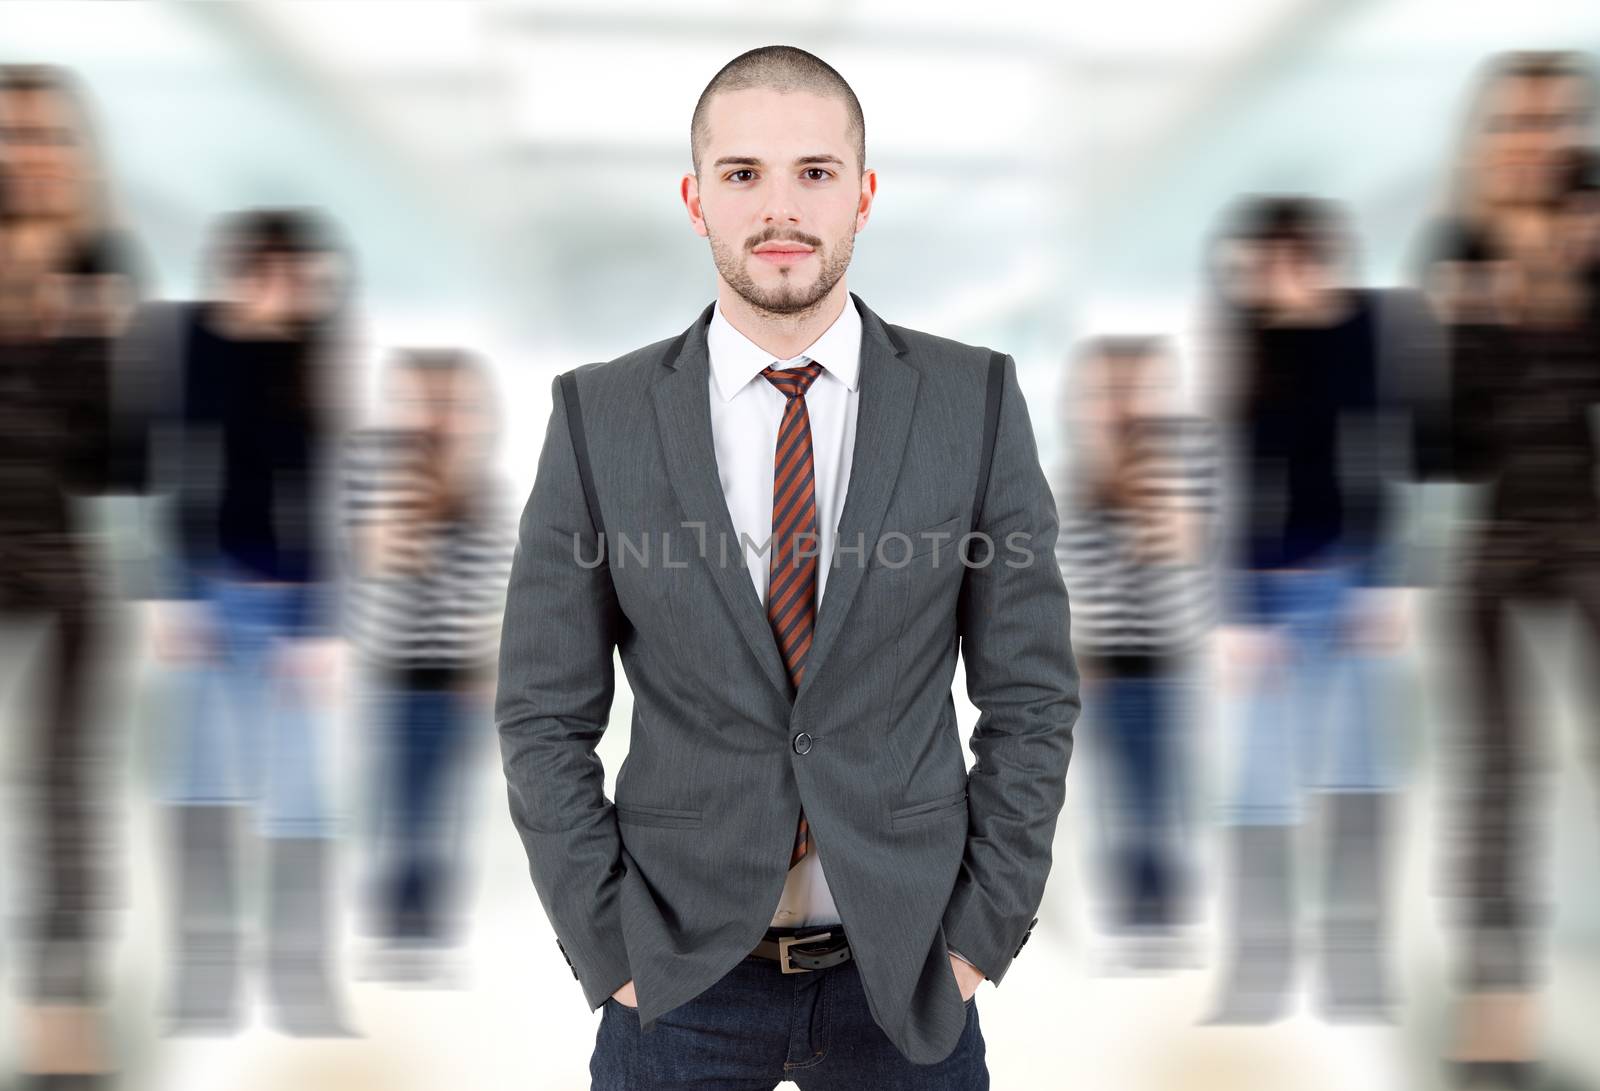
{"left": 752, "top": 243, "right": 815, "bottom": 266}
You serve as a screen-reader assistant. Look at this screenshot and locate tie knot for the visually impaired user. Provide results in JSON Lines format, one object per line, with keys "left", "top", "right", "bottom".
{"left": 761, "top": 360, "right": 825, "bottom": 399}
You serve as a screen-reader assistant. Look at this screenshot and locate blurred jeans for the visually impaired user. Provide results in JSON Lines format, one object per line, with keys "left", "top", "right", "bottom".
{"left": 1450, "top": 522, "right": 1600, "bottom": 988}
{"left": 1225, "top": 563, "right": 1395, "bottom": 826}
{"left": 163, "top": 567, "right": 332, "bottom": 838}
{"left": 592, "top": 952, "right": 987, "bottom": 1090}
{"left": 371, "top": 675, "right": 476, "bottom": 941}
{"left": 1091, "top": 666, "right": 1193, "bottom": 929}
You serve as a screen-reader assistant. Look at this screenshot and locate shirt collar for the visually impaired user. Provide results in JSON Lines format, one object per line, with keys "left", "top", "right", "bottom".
{"left": 707, "top": 294, "right": 863, "bottom": 402}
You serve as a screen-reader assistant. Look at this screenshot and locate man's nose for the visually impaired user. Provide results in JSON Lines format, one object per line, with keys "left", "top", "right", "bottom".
{"left": 760, "top": 176, "right": 802, "bottom": 225}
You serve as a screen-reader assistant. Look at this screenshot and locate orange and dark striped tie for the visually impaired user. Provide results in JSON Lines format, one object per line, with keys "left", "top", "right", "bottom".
{"left": 761, "top": 359, "right": 825, "bottom": 869}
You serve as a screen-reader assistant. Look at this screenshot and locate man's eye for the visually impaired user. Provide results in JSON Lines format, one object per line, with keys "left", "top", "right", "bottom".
{"left": 729, "top": 169, "right": 755, "bottom": 183}
{"left": 804, "top": 169, "right": 831, "bottom": 181}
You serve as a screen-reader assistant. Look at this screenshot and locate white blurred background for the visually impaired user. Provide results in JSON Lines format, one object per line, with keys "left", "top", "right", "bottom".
{"left": 4, "top": 2, "right": 1600, "bottom": 1089}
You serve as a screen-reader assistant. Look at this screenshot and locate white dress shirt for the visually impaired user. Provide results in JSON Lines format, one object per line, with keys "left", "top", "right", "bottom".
{"left": 707, "top": 295, "right": 859, "bottom": 929}
{"left": 704, "top": 296, "right": 980, "bottom": 972}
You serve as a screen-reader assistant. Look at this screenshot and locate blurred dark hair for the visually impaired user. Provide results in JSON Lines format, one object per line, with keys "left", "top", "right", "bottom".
{"left": 1203, "top": 194, "right": 1357, "bottom": 336}
{"left": 201, "top": 206, "right": 357, "bottom": 431}
{"left": 1225, "top": 194, "right": 1352, "bottom": 269}
{"left": 1202, "top": 195, "right": 1360, "bottom": 422}
{"left": 204, "top": 207, "right": 350, "bottom": 298}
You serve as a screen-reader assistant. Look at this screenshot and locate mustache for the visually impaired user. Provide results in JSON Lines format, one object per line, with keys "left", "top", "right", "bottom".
{"left": 746, "top": 229, "right": 824, "bottom": 250}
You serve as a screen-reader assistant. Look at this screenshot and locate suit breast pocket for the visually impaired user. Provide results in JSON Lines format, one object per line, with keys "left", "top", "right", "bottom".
{"left": 888, "top": 787, "right": 968, "bottom": 831}
{"left": 869, "top": 513, "right": 965, "bottom": 570}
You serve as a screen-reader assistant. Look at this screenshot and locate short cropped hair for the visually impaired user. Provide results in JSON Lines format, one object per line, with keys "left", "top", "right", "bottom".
{"left": 690, "top": 45, "right": 865, "bottom": 176}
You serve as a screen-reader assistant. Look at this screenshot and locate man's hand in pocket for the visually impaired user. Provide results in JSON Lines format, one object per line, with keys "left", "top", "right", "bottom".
{"left": 949, "top": 954, "right": 985, "bottom": 1002}
{"left": 611, "top": 980, "right": 638, "bottom": 1009}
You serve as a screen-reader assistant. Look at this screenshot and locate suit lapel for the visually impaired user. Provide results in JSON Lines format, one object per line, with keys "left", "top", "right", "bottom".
{"left": 652, "top": 301, "right": 794, "bottom": 701}
{"left": 649, "top": 292, "right": 919, "bottom": 708}
{"left": 797, "top": 293, "right": 918, "bottom": 706}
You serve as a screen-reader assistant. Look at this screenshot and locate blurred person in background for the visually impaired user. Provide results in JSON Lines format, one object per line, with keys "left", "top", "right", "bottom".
{"left": 1203, "top": 195, "right": 1420, "bottom": 1026}
{"left": 0, "top": 62, "right": 146, "bottom": 1085}
{"left": 1415, "top": 51, "right": 1600, "bottom": 1087}
{"left": 118, "top": 207, "right": 358, "bottom": 1038}
{"left": 340, "top": 348, "right": 513, "bottom": 986}
{"left": 1054, "top": 336, "right": 1216, "bottom": 972}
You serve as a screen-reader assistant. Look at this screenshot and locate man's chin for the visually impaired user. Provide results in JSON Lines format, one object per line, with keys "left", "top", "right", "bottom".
{"left": 741, "top": 278, "right": 831, "bottom": 316}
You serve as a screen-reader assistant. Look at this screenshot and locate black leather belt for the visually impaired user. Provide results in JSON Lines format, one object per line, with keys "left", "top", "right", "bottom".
{"left": 751, "top": 925, "right": 853, "bottom": 973}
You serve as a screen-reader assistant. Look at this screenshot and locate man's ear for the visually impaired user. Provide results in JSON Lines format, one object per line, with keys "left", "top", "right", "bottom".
{"left": 683, "top": 172, "right": 709, "bottom": 239}
{"left": 856, "top": 168, "right": 878, "bottom": 232}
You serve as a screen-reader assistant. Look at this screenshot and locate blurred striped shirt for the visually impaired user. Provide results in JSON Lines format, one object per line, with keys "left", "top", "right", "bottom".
{"left": 339, "top": 428, "right": 515, "bottom": 669}
{"left": 1054, "top": 415, "right": 1219, "bottom": 657}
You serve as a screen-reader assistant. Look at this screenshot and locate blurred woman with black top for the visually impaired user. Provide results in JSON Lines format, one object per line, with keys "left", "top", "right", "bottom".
{"left": 1204, "top": 196, "right": 1417, "bottom": 1025}
{"left": 121, "top": 207, "right": 358, "bottom": 1037}
{"left": 0, "top": 63, "right": 146, "bottom": 1085}
{"left": 1417, "top": 51, "right": 1600, "bottom": 1087}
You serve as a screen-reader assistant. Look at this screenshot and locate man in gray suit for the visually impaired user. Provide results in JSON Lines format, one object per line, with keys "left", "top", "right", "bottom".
{"left": 496, "top": 44, "right": 1079, "bottom": 1088}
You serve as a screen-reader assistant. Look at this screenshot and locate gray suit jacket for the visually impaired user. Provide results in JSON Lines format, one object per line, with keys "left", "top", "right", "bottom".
{"left": 496, "top": 291, "right": 1079, "bottom": 1065}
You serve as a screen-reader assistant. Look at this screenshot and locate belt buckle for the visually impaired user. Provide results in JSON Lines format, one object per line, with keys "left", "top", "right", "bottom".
{"left": 778, "top": 931, "right": 830, "bottom": 974}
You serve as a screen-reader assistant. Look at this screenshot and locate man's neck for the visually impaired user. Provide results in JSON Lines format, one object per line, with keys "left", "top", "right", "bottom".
{"left": 716, "top": 280, "right": 851, "bottom": 360}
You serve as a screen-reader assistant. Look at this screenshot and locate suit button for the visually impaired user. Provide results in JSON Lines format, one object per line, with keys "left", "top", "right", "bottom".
{"left": 793, "top": 732, "right": 813, "bottom": 755}
{"left": 1013, "top": 916, "right": 1038, "bottom": 958}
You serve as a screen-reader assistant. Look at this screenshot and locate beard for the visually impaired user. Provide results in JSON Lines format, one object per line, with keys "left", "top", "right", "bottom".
{"left": 708, "top": 223, "right": 854, "bottom": 318}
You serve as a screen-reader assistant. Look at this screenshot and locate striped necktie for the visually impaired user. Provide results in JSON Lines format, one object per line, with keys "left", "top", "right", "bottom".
{"left": 761, "top": 359, "right": 825, "bottom": 868}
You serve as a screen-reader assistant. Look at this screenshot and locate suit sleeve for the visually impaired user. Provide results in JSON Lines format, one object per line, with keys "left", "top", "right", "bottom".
{"left": 495, "top": 371, "right": 633, "bottom": 1011}
{"left": 944, "top": 352, "right": 1081, "bottom": 986}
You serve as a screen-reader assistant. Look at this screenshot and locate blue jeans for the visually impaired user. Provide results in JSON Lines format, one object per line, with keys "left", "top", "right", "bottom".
{"left": 373, "top": 681, "right": 475, "bottom": 940}
{"left": 591, "top": 953, "right": 987, "bottom": 1090}
{"left": 1091, "top": 669, "right": 1193, "bottom": 929}
{"left": 1224, "top": 565, "right": 1394, "bottom": 826}
{"left": 163, "top": 571, "right": 333, "bottom": 838}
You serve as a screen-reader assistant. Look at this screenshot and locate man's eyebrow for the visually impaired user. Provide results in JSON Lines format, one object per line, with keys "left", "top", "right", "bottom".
{"left": 711, "top": 154, "right": 846, "bottom": 169}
